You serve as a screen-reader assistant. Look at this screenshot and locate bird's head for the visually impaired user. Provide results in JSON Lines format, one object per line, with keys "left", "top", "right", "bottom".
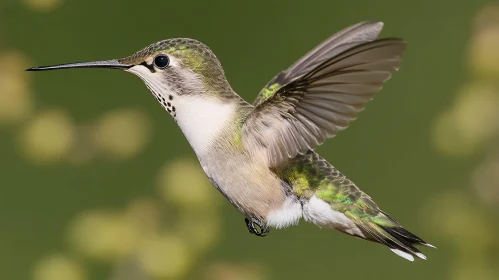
{"left": 27, "top": 39, "right": 243, "bottom": 154}
{"left": 27, "top": 38, "right": 235, "bottom": 118}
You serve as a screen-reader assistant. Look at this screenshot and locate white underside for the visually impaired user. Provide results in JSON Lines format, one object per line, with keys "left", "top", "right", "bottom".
{"left": 303, "top": 196, "right": 364, "bottom": 237}
{"left": 266, "top": 195, "right": 364, "bottom": 238}
{"left": 175, "top": 96, "right": 236, "bottom": 155}
{"left": 266, "top": 197, "right": 303, "bottom": 229}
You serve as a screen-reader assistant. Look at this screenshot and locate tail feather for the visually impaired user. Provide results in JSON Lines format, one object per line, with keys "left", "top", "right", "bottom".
{"left": 359, "top": 223, "right": 424, "bottom": 261}
{"left": 381, "top": 211, "right": 436, "bottom": 248}
{"left": 346, "top": 212, "right": 434, "bottom": 261}
{"left": 381, "top": 226, "right": 426, "bottom": 260}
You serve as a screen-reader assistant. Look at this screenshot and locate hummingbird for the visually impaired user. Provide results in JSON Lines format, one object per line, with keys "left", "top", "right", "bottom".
{"left": 27, "top": 21, "right": 434, "bottom": 261}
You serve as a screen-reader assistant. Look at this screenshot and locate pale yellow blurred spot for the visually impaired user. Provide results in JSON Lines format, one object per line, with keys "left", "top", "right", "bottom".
{"left": 470, "top": 4, "right": 499, "bottom": 78}
{"left": 454, "top": 84, "right": 499, "bottom": 141}
{"left": 176, "top": 207, "right": 221, "bottom": 253}
{"left": 0, "top": 51, "right": 34, "bottom": 124}
{"left": 421, "top": 190, "right": 494, "bottom": 256}
{"left": 431, "top": 84, "right": 499, "bottom": 157}
{"left": 157, "top": 157, "right": 217, "bottom": 208}
{"left": 20, "top": 109, "right": 75, "bottom": 164}
{"left": 472, "top": 157, "right": 499, "bottom": 205}
{"left": 32, "top": 254, "right": 86, "bottom": 280}
{"left": 65, "top": 125, "right": 97, "bottom": 165}
{"left": 124, "top": 197, "right": 161, "bottom": 235}
{"left": 0, "top": 50, "right": 33, "bottom": 74}
{"left": 109, "top": 259, "right": 148, "bottom": 280}
{"left": 432, "top": 108, "right": 478, "bottom": 157}
{"left": 92, "top": 109, "right": 151, "bottom": 160}
{"left": 205, "top": 262, "right": 267, "bottom": 280}
{"left": 68, "top": 210, "right": 140, "bottom": 262}
{"left": 137, "top": 233, "right": 191, "bottom": 278}
{"left": 470, "top": 28, "right": 499, "bottom": 77}
{"left": 23, "top": 0, "right": 63, "bottom": 12}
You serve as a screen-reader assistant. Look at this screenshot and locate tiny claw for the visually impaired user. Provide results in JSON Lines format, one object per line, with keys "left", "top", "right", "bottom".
{"left": 260, "top": 225, "right": 270, "bottom": 237}
{"left": 245, "top": 217, "right": 270, "bottom": 237}
{"left": 245, "top": 218, "right": 254, "bottom": 234}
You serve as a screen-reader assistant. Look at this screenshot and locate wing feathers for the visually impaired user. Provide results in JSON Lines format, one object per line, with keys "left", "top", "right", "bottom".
{"left": 306, "top": 83, "right": 384, "bottom": 95}
{"left": 286, "top": 21, "right": 384, "bottom": 81}
{"left": 344, "top": 59, "right": 402, "bottom": 72}
{"left": 308, "top": 70, "right": 393, "bottom": 85}
{"left": 301, "top": 99, "right": 358, "bottom": 116}
{"left": 308, "top": 39, "right": 405, "bottom": 79}
{"left": 243, "top": 22, "right": 406, "bottom": 167}
{"left": 307, "top": 92, "right": 373, "bottom": 105}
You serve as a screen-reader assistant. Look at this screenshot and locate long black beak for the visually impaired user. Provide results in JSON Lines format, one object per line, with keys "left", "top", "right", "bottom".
{"left": 26, "top": 59, "right": 131, "bottom": 71}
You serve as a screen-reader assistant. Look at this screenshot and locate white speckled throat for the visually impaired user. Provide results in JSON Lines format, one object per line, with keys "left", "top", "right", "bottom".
{"left": 127, "top": 63, "right": 238, "bottom": 156}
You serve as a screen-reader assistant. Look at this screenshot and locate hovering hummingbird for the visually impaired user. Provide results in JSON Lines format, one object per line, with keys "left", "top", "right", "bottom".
{"left": 28, "top": 21, "right": 434, "bottom": 261}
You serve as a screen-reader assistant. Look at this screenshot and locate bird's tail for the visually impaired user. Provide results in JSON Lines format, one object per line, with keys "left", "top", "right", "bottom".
{"left": 345, "top": 210, "right": 435, "bottom": 261}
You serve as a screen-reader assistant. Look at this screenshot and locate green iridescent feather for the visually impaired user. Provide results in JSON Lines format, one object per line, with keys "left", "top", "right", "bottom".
{"left": 276, "top": 151, "right": 431, "bottom": 258}
{"left": 253, "top": 82, "right": 281, "bottom": 106}
{"left": 276, "top": 151, "right": 379, "bottom": 214}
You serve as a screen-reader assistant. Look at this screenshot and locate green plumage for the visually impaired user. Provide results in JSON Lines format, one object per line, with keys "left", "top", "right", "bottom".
{"left": 276, "top": 151, "right": 376, "bottom": 208}
{"left": 119, "top": 38, "right": 216, "bottom": 66}
{"left": 253, "top": 82, "right": 281, "bottom": 106}
{"left": 276, "top": 151, "right": 431, "bottom": 259}
{"left": 119, "top": 38, "right": 238, "bottom": 97}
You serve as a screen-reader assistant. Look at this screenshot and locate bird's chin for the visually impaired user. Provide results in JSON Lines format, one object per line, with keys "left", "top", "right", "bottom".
{"left": 125, "top": 65, "right": 145, "bottom": 75}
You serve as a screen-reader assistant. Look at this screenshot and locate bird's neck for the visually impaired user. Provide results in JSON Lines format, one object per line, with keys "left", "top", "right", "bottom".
{"left": 174, "top": 94, "right": 252, "bottom": 157}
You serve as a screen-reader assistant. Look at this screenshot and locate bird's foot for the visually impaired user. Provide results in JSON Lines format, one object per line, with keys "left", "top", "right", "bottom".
{"left": 245, "top": 217, "right": 270, "bottom": 237}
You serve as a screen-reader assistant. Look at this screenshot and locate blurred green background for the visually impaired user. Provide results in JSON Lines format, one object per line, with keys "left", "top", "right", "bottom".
{"left": 1, "top": 0, "right": 499, "bottom": 279}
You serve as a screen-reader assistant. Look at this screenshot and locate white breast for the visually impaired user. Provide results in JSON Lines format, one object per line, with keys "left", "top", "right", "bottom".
{"left": 175, "top": 96, "right": 237, "bottom": 155}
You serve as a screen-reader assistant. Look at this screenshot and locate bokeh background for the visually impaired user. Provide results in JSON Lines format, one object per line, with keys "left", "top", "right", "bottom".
{"left": 1, "top": 0, "right": 499, "bottom": 279}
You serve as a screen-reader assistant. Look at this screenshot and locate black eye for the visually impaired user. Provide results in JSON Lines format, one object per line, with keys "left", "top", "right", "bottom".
{"left": 153, "top": 55, "right": 170, "bottom": 69}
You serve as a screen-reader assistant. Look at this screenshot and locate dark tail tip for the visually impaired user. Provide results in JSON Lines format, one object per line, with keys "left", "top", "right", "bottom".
{"left": 385, "top": 226, "right": 435, "bottom": 247}
{"left": 380, "top": 225, "right": 435, "bottom": 260}
{"left": 379, "top": 211, "right": 435, "bottom": 248}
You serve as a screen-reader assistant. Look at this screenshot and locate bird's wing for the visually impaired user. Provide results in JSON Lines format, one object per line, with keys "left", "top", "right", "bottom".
{"left": 242, "top": 22, "right": 406, "bottom": 167}
{"left": 252, "top": 21, "right": 386, "bottom": 107}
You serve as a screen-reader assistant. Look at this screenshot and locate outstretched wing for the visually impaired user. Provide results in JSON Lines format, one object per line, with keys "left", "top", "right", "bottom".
{"left": 242, "top": 22, "right": 406, "bottom": 167}
{"left": 252, "top": 21, "right": 386, "bottom": 107}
